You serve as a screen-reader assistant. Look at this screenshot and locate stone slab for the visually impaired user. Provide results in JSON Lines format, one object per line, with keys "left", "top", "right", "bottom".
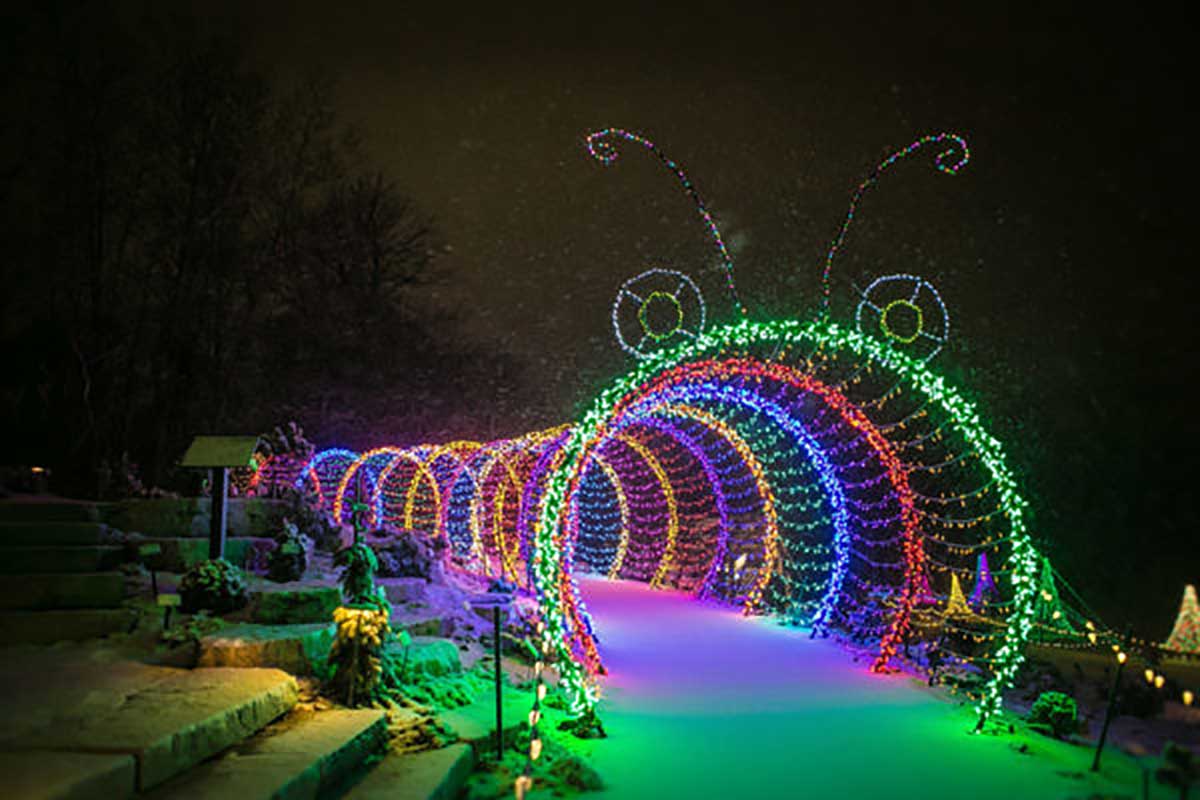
{"left": 0, "top": 545, "right": 126, "bottom": 574}
{"left": 387, "top": 637, "right": 463, "bottom": 679}
{"left": 0, "top": 608, "right": 138, "bottom": 644}
{"left": 0, "top": 572, "right": 126, "bottom": 610}
{"left": 0, "top": 522, "right": 109, "bottom": 546}
{"left": 143, "top": 709, "right": 387, "bottom": 800}
{"left": 341, "top": 743, "right": 474, "bottom": 800}
{"left": 251, "top": 586, "right": 341, "bottom": 625}
{"left": 17, "top": 667, "right": 298, "bottom": 791}
{"left": 394, "top": 613, "right": 449, "bottom": 638}
{"left": 133, "top": 536, "right": 273, "bottom": 573}
{"left": 0, "top": 502, "right": 100, "bottom": 523}
{"left": 0, "top": 750, "right": 136, "bottom": 800}
{"left": 102, "top": 498, "right": 284, "bottom": 538}
{"left": 198, "top": 623, "right": 335, "bottom": 675}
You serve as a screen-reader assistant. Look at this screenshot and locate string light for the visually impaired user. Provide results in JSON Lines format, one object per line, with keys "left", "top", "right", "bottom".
{"left": 821, "top": 133, "right": 970, "bottom": 316}
{"left": 587, "top": 128, "right": 745, "bottom": 315}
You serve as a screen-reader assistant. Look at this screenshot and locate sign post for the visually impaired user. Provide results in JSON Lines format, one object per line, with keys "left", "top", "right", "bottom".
{"left": 180, "top": 436, "right": 260, "bottom": 561}
{"left": 469, "top": 587, "right": 515, "bottom": 762}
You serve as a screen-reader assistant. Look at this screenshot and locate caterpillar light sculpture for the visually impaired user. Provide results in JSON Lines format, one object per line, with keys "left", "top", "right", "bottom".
{"left": 300, "top": 130, "right": 1070, "bottom": 770}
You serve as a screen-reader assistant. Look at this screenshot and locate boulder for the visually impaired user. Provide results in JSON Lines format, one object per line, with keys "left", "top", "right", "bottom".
{"left": 251, "top": 586, "right": 341, "bottom": 625}
{"left": 198, "top": 623, "right": 335, "bottom": 675}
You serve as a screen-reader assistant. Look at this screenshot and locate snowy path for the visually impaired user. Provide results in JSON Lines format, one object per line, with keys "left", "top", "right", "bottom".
{"left": 571, "top": 577, "right": 1153, "bottom": 800}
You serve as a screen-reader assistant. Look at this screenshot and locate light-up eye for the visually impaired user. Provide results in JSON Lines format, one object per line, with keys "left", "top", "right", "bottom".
{"left": 855, "top": 273, "right": 949, "bottom": 361}
{"left": 612, "top": 268, "right": 706, "bottom": 359}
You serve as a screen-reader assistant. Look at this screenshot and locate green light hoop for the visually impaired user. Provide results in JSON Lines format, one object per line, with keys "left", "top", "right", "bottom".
{"left": 533, "top": 316, "right": 1036, "bottom": 726}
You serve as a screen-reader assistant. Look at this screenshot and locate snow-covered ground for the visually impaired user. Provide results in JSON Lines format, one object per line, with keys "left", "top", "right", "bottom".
{"left": 568, "top": 577, "right": 1158, "bottom": 799}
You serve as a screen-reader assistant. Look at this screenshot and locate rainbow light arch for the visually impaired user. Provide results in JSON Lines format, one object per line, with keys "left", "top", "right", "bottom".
{"left": 298, "top": 316, "right": 1037, "bottom": 726}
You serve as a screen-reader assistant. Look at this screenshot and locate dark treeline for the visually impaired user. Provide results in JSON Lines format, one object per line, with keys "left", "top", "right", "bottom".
{"left": 0, "top": 5, "right": 529, "bottom": 494}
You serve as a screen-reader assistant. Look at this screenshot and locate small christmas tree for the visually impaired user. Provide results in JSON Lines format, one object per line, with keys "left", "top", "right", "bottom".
{"left": 1032, "top": 557, "right": 1075, "bottom": 634}
{"left": 968, "top": 552, "right": 1000, "bottom": 609}
{"left": 1165, "top": 584, "right": 1200, "bottom": 654}
{"left": 914, "top": 567, "right": 938, "bottom": 607}
{"left": 944, "top": 572, "right": 973, "bottom": 617}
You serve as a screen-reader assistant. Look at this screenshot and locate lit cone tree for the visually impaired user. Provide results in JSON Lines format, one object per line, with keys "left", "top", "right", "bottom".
{"left": 1165, "top": 585, "right": 1200, "bottom": 654}
{"left": 944, "top": 573, "right": 973, "bottom": 617}
{"left": 968, "top": 552, "right": 1000, "bottom": 609}
{"left": 1032, "top": 557, "right": 1075, "bottom": 635}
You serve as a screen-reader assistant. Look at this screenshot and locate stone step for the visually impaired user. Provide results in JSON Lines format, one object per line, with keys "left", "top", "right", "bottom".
{"left": 385, "top": 636, "right": 464, "bottom": 679}
{"left": 143, "top": 708, "right": 387, "bottom": 800}
{"left": 102, "top": 497, "right": 284, "bottom": 538}
{"left": 132, "top": 536, "right": 273, "bottom": 573}
{"left": 0, "top": 521, "right": 110, "bottom": 546}
{"left": 0, "top": 750, "right": 136, "bottom": 800}
{"left": 13, "top": 667, "right": 298, "bottom": 792}
{"left": 339, "top": 743, "right": 474, "bottom": 800}
{"left": 0, "top": 572, "right": 127, "bottom": 610}
{"left": 0, "top": 608, "right": 139, "bottom": 644}
{"left": 198, "top": 623, "right": 335, "bottom": 676}
{"left": 0, "top": 545, "right": 126, "bottom": 574}
{"left": 0, "top": 501, "right": 100, "bottom": 523}
{"left": 250, "top": 585, "right": 342, "bottom": 625}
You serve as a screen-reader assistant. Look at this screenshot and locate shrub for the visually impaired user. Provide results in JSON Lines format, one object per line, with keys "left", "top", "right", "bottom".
{"left": 281, "top": 487, "right": 341, "bottom": 552}
{"left": 327, "top": 604, "right": 390, "bottom": 707}
{"left": 335, "top": 539, "right": 387, "bottom": 608}
{"left": 1028, "top": 690, "right": 1079, "bottom": 738}
{"left": 180, "top": 558, "right": 248, "bottom": 615}
{"left": 1157, "top": 742, "right": 1200, "bottom": 800}
{"left": 267, "top": 518, "right": 308, "bottom": 583}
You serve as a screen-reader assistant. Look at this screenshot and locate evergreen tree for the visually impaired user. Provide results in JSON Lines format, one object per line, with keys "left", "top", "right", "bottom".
{"left": 1165, "top": 585, "right": 1200, "bottom": 654}
{"left": 945, "top": 573, "right": 973, "bottom": 617}
{"left": 969, "top": 552, "right": 1000, "bottom": 608}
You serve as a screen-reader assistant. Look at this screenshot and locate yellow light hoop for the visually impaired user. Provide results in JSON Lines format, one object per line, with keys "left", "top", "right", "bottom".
{"left": 373, "top": 450, "right": 443, "bottom": 530}
{"left": 413, "top": 441, "right": 484, "bottom": 537}
{"left": 335, "top": 447, "right": 420, "bottom": 526}
{"left": 469, "top": 444, "right": 526, "bottom": 575}
{"left": 610, "top": 432, "right": 679, "bottom": 589}
{"left": 656, "top": 404, "right": 781, "bottom": 613}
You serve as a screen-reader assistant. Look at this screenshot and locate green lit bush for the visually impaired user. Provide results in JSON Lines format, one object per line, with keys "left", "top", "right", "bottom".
{"left": 180, "top": 558, "right": 248, "bottom": 615}
{"left": 1027, "top": 690, "right": 1079, "bottom": 738}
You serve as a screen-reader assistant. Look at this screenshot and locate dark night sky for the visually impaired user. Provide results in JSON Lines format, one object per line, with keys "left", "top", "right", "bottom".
{"left": 161, "top": 2, "right": 1196, "bottom": 631}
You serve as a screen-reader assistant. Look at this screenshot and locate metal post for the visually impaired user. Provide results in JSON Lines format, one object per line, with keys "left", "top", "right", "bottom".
{"left": 494, "top": 604, "right": 503, "bottom": 761}
{"left": 1092, "top": 628, "right": 1132, "bottom": 772}
{"left": 209, "top": 467, "right": 228, "bottom": 560}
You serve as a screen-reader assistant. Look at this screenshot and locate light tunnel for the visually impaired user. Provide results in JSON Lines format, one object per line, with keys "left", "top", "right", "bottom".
{"left": 290, "top": 128, "right": 1060, "bottom": 736}
{"left": 297, "top": 317, "right": 1037, "bottom": 726}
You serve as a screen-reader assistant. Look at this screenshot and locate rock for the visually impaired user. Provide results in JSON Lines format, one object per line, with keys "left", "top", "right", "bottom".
{"left": 0, "top": 608, "right": 139, "bottom": 644}
{"left": 103, "top": 498, "right": 285, "bottom": 538}
{"left": 130, "top": 537, "right": 274, "bottom": 573}
{"left": 0, "top": 750, "right": 136, "bottom": 800}
{"left": 340, "top": 742, "right": 474, "bottom": 800}
{"left": 390, "top": 637, "right": 463, "bottom": 679}
{"left": 382, "top": 578, "right": 430, "bottom": 603}
{"left": 198, "top": 623, "right": 335, "bottom": 675}
{"left": 142, "top": 709, "right": 387, "bottom": 800}
{"left": 12, "top": 667, "right": 298, "bottom": 792}
{"left": 368, "top": 528, "right": 443, "bottom": 579}
{"left": 250, "top": 586, "right": 340, "bottom": 624}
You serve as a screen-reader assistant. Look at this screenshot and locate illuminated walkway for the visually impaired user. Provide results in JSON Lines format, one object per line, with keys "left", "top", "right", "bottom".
{"left": 572, "top": 577, "right": 1150, "bottom": 800}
